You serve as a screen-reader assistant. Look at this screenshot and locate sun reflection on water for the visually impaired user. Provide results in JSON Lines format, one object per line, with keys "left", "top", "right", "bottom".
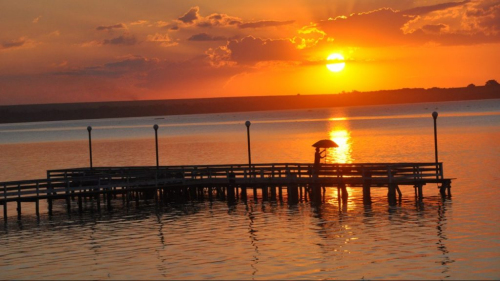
{"left": 326, "top": 128, "right": 353, "bottom": 164}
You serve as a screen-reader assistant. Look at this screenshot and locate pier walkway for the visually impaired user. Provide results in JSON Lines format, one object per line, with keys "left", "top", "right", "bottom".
{"left": 1, "top": 162, "right": 452, "bottom": 220}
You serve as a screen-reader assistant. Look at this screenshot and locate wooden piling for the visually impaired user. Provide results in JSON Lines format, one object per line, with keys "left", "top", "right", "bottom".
{"left": 3, "top": 203, "right": 6, "bottom": 222}
{"left": 97, "top": 193, "right": 101, "bottom": 212}
{"left": 35, "top": 182, "right": 40, "bottom": 217}
{"left": 17, "top": 200, "right": 21, "bottom": 219}
{"left": 396, "top": 185, "right": 402, "bottom": 198}
{"left": 262, "top": 186, "right": 269, "bottom": 201}
{"left": 240, "top": 185, "right": 247, "bottom": 201}
{"left": 362, "top": 169, "right": 372, "bottom": 205}
{"left": 340, "top": 182, "right": 348, "bottom": 203}
{"left": 388, "top": 183, "right": 397, "bottom": 206}
{"left": 78, "top": 195, "right": 83, "bottom": 213}
{"left": 106, "top": 189, "right": 112, "bottom": 211}
{"left": 287, "top": 184, "right": 299, "bottom": 205}
{"left": 270, "top": 186, "right": 277, "bottom": 201}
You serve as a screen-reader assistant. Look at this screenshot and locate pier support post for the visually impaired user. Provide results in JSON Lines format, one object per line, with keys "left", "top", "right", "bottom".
{"left": 287, "top": 172, "right": 299, "bottom": 205}
{"left": 362, "top": 169, "right": 372, "bottom": 205}
{"left": 107, "top": 190, "right": 112, "bottom": 211}
{"left": 240, "top": 185, "right": 247, "bottom": 201}
{"left": 270, "top": 186, "right": 276, "bottom": 201}
{"left": 311, "top": 183, "right": 322, "bottom": 204}
{"left": 17, "top": 201, "right": 21, "bottom": 219}
{"left": 35, "top": 200, "right": 40, "bottom": 217}
{"left": 287, "top": 184, "right": 299, "bottom": 205}
{"left": 3, "top": 203, "right": 6, "bottom": 222}
{"left": 228, "top": 172, "right": 236, "bottom": 204}
{"left": 439, "top": 180, "right": 452, "bottom": 198}
{"left": 262, "top": 186, "right": 269, "bottom": 201}
{"left": 35, "top": 182, "right": 40, "bottom": 217}
{"left": 340, "top": 182, "right": 348, "bottom": 203}
{"left": 417, "top": 184, "right": 424, "bottom": 200}
{"left": 388, "top": 183, "right": 397, "bottom": 206}
{"left": 227, "top": 186, "right": 235, "bottom": 204}
{"left": 47, "top": 181, "right": 53, "bottom": 216}
{"left": 78, "top": 195, "right": 83, "bottom": 213}
{"left": 97, "top": 194, "right": 101, "bottom": 212}
{"left": 48, "top": 199, "right": 53, "bottom": 216}
{"left": 208, "top": 187, "right": 214, "bottom": 201}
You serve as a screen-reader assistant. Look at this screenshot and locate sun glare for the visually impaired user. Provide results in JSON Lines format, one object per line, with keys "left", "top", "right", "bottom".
{"left": 327, "top": 128, "right": 353, "bottom": 163}
{"left": 326, "top": 53, "right": 345, "bottom": 72}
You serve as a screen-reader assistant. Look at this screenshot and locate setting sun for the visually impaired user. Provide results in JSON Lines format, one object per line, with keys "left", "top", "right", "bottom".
{"left": 326, "top": 53, "right": 346, "bottom": 72}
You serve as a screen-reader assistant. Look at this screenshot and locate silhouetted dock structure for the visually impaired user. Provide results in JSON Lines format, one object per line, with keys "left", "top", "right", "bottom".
{"left": 1, "top": 162, "right": 452, "bottom": 220}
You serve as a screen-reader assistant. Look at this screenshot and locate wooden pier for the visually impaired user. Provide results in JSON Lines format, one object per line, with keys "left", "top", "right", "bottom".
{"left": 1, "top": 162, "right": 452, "bottom": 221}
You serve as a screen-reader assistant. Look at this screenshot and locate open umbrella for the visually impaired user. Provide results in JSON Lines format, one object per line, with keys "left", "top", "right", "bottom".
{"left": 312, "top": 139, "right": 339, "bottom": 148}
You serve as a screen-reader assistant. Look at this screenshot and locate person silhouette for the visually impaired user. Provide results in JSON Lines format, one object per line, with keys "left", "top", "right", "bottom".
{"left": 314, "top": 147, "right": 325, "bottom": 167}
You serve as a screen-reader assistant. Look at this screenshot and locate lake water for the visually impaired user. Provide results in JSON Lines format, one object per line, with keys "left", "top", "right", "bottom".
{"left": 0, "top": 99, "right": 499, "bottom": 279}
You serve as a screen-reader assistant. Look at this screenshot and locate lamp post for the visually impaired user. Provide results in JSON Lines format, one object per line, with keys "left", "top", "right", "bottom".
{"left": 153, "top": 124, "right": 159, "bottom": 169}
{"left": 432, "top": 112, "right": 439, "bottom": 179}
{"left": 87, "top": 126, "right": 93, "bottom": 171}
{"left": 245, "top": 121, "right": 252, "bottom": 172}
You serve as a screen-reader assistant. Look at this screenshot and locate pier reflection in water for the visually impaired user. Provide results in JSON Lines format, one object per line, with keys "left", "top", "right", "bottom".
{"left": 0, "top": 192, "right": 453, "bottom": 279}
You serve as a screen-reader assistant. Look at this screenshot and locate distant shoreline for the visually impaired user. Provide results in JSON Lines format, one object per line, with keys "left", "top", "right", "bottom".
{"left": 1, "top": 85, "right": 499, "bottom": 124}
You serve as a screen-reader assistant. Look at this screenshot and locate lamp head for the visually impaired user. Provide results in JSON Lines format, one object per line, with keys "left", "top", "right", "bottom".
{"left": 245, "top": 121, "right": 251, "bottom": 127}
{"left": 87, "top": 126, "right": 92, "bottom": 132}
{"left": 432, "top": 111, "right": 438, "bottom": 119}
{"left": 153, "top": 124, "right": 159, "bottom": 130}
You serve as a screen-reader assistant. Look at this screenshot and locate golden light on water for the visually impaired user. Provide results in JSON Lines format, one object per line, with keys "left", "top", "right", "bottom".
{"left": 326, "top": 128, "right": 353, "bottom": 164}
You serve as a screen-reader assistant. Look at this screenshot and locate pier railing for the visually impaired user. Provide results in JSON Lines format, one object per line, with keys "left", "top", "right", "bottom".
{"left": 47, "top": 162, "right": 443, "bottom": 182}
{"left": 1, "top": 162, "right": 453, "bottom": 220}
{"left": 1, "top": 162, "right": 443, "bottom": 204}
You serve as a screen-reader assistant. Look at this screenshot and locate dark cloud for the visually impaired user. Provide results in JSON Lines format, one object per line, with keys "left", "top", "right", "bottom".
{"left": 421, "top": 24, "right": 448, "bottom": 33}
{"left": 96, "top": 23, "right": 126, "bottom": 31}
{"left": 238, "top": 20, "right": 295, "bottom": 29}
{"left": 196, "top": 13, "right": 242, "bottom": 27}
{"left": 225, "top": 36, "right": 300, "bottom": 64}
{"left": 169, "top": 24, "right": 180, "bottom": 31}
{"left": 402, "top": 0, "right": 470, "bottom": 15}
{"left": 178, "top": 7, "right": 200, "bottom": 24}
{"left": 188, "top": 33, "right": 228, "bottom": 41}
{"left": 1, "top": 38, "right": 26, "bottom": 49}
{"left": 103, "top": 34, "right": 137, "bottom": 45}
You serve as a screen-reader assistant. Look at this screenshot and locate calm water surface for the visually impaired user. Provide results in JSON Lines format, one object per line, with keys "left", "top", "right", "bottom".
{"left": 0, "top": 100, "right": 499, "bottom": 279}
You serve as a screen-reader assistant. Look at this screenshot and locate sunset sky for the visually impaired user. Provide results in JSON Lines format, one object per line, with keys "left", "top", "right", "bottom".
{"left": 1, "top": 0, "right": 499, "bottom": 105}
